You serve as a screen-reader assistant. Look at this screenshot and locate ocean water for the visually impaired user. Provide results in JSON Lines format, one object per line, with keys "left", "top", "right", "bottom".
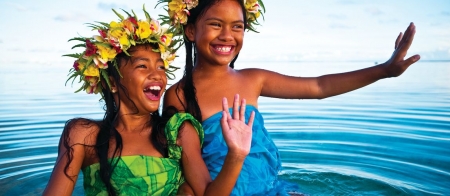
{"left": 0, "top": 61, "right": 449, "bottom": 195}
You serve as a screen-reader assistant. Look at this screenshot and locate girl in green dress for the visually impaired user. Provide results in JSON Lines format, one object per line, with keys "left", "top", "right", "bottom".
{"left": 43, "top": 7, "right": 254, "bottom": 196}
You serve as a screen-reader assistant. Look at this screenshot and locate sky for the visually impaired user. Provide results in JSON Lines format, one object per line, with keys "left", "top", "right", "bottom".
{"left": 0, "top": 0, "right": 449, "bottom": 70}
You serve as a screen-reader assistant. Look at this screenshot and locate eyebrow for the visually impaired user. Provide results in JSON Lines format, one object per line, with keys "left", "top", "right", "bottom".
{"left": 132, "top": 57, "right": 164, "bottom": 63}
{"left": 205, "top": 17, "right": 244, "bottom": 24}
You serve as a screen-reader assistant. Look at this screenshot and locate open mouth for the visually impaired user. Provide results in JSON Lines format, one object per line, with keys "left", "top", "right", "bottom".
{"left": 143, "top": 85, "right": 161, "bottom": 101}
{"left": 212, "top": 45, "right": 234, "bottom": 54}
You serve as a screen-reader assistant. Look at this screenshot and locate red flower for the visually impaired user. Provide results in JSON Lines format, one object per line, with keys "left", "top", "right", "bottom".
{"left": 98, "top": 30, "right": 107, "bottom": 38}
{"left": 73, "top": 61, "right": 80, "bottom": 71}
{"left": 85, "top": 39, "right": 97, "bottom": 56}
{"left": 128, "top": 17, "right": 138, "bottom": 26}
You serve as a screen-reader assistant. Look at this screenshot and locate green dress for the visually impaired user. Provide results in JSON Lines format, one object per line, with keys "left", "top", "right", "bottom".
{"left": 82, "top": 113, "right": 204, "bottom": 196}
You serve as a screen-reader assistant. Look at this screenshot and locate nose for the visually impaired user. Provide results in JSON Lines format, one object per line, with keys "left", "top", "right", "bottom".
{"left": 147, "top": 68, "right": 163, "bottom": 81}
{"left": 218, "top": 26, "right": 233, "bottom": 42}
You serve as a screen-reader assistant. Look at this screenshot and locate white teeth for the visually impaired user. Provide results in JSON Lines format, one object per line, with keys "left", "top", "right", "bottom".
{"left": 144, "top": 86, "right": 161, "bottom": 91}
{"left": 149, "top": 86, "right": 161, "bottom": 90}
{"left": 216, "top": 46, "right": 231, "bottom": 52}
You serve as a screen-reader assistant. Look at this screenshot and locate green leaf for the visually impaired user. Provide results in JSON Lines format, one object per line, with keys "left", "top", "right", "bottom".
{"left": 121, "top": 9, "right": 133, "bottom": 18}
{"left": 71, "top": 43, "right": 86, "bottom": 49}
{"left": 74, "top": 83, "right": 86, "bottom": 93}
{"left": 258, "top": 0, "right": 266, "bottom": 13}
{"left": 86, "top": 22, "right": 104, "bottom": 29}
{"left": 143, "top": 5, "right": 152, "bottom": 21}
{"left": 85, "top": 57, "right": 93, "bottom": 68}
{"left": 166, "top": 71, "right": 176, "bottom": 80}
{"left": 96, "top": 21, "right": 110, "bottom": 27}
{"left": 101, "top": 70, "right": 112, "bottom": 89}
{"left": 113, "top": 60, "right": 123, "bottom": 78}
{"left": 68, "top": 37, "right": 86, "bottom": 42}
{"left": 112, "top": 9, "right": 125, "bottom": 20}
{"left": 63, "top": 53, "right": 82, "bottom": 58}
{"left": 65, "top": 74, "right": 77, "bottom": 86}
{"left": 132, "top": 10, "right": 138, "bottom": 20}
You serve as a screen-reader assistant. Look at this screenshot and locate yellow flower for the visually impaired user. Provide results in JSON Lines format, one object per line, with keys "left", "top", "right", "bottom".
{"left": 96, "top": 45, "right": 117, "bottom": 63}
{"left": 86, "top": 76, "right": 99, "bottom": 86}
{"left": 136, "top": 20, "right": 152, "bottom": 39}
{"left": 185, "top": 0, "right": 198, "bottom": 10}
{"left": 168, "top": 0, "right": 186, "bottom": 13}
{"left": 109, "top": 21, "right": 125, "bottom": 38}
{"left": 93, "top": 56, "right": 108, "bottom": 69}
{"left": 161, "top": 51, "right": 176, "bottom": 69}
{"left": 245, "top": 0, "right": 261, "bottom": 21}
{"left": 83, "top": 64, "right": 100, "bottom": 77}
{"left": 245, "top": 0, "right": 258, "bottom": 10}
{"left": 168, "top": 0, "right": 189, "bottom": 25}
{"left": 161, "top": 33, "right": 173, "bottom": 46}
{"left": 121, "top": 19, "right": 136, "bottom": 34}
{"left": 86, "top": 84, "right": 100, "bottom": 94}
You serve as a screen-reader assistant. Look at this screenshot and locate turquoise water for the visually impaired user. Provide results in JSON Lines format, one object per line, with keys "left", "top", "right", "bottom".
{"left": 0, "top": 61, "right": 449, "bottom": 195}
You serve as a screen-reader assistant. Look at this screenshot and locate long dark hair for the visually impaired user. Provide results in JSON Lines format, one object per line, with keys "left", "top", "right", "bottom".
{"left": 177, "top": 0, "right": 247, "bottom": 122}
{"left": 60, "top": 44, "right": 170, "bottom": 196}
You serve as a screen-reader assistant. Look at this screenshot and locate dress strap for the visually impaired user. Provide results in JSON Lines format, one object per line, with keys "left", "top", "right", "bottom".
{"left": 165, "top": 113, "right": 204, "bottom": 159}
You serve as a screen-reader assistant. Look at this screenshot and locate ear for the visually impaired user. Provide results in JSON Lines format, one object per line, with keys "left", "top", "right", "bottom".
{"left": 184, "top": 23, "right": 196, "bottom": 42}
{"left": 108, "top": 76, "right": 117, "bottom": 92}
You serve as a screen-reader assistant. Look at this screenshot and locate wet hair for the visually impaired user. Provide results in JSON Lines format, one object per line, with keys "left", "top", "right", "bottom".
{"left": 60, "top": 43, "right": 172, "bottom": 195}
{"left": 179, "top": 0, "right": 247, "bottom": 122}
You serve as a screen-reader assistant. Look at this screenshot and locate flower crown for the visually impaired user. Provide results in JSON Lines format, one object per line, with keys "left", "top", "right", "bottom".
{"left": 157, "top": 0, "right": 265, "bottom": 33}
{"left": 65, "top": 6, "right": 181, "bottom": 97}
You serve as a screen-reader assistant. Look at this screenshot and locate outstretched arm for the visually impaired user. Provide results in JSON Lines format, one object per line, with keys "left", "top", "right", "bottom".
{"left": 178, "top": 94, "right": 254, "bottom": 196}
{"left": 258, "top": 23, "right": 420, "bottom": 99}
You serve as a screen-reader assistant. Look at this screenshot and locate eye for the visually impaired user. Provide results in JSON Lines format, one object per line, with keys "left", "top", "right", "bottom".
{"left": 157, "top": 65, "right": 166, "bottom": 71}
{"left": 233, "top": 24, "right": 244, "bottom": 30}
{"left": 210, "top": 22, "right": 221, "bottom": 27}
{"left": 136, "top": 64, "right": 147, "bottom": 69}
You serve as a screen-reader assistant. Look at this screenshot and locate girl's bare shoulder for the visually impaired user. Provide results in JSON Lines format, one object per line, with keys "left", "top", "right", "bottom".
{"left": 62, "top": 118, "right": 100, "bottom": 146}
{"left": 164, "top": 81, "right": 186, "bottom": 111}
{"left": 236, "top": 68, "right": 276, "bottom": 80}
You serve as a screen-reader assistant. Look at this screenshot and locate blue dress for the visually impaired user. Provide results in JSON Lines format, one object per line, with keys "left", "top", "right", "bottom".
{"left": 202, "top": 105, "right": 290, "bottom": 195}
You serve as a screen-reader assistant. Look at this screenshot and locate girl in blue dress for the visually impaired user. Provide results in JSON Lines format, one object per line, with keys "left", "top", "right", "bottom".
{"left": 161, "top": 0, "right": 420, "bottom": 195}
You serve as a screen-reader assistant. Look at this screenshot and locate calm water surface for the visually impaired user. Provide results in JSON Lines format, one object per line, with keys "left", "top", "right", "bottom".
{"left": 0, "top": 61, "right": 449, "bottom": 195}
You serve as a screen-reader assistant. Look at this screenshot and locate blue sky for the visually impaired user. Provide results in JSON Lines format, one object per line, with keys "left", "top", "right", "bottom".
{"left": 0, "top": 0, "right": 449, "bottom": 69}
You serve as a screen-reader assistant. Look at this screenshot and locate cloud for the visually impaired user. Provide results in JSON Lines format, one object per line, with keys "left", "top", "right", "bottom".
{"left": 328, "top": 14, "right": 347, "bottom": 20}
{"left": 5, "top": 2, "right": 27, "bottom": 11}
{"left": 336, "top": 0, "right": 356, "bottom": 5}
{"left": 54, "top": 13, "right": 88, "bottom": 22}
{"left": 97, "top": 2, "right": 128, "bottom": 11}
{"left": 378, "top": 18, "right": 399, "bottom": 24}
{"left": 0, "top": 40, "right": 3, "bottom": 44}
{"left": 421, "top": 48, "right": 450, "bottom": 60}
{"left": 441, "top": 11, "right": 450, "bottom": 16}
{"left": 365, "top": 7, "right": 383, "bottom": 16}
{"left": 329, "top": 22, "right": 352, "bottom": 29}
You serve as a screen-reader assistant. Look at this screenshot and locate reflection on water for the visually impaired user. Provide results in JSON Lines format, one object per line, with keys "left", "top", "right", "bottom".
{"left": 0, "top": 61, "right": 449, "bottom": 195}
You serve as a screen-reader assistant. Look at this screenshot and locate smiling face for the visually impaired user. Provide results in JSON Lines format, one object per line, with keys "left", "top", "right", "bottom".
{"left": 115, "top": 45, "right": 167, "bottom": 115}
{"left": 186, "top": 0, "right": 245, "bottom": 67}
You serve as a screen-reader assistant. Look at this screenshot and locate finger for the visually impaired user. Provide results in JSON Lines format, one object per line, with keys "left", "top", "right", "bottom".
{"left": 402, "top": 23, "right": 416, "bottom": 51}
{"left": 399, "top": 23, "right": 412, "bottom": 45}
{"left": 404, "top": 55, "right": 421, "bottom": 67}
{"left": 397, "top": 24, "right": 416, "bottom": 59}
{"left": 398, "top": 22, "right": 414, "bottom": 49}
{"left": 395, "top": 32, "right": 402, "bottom": 49}
{"left": 233, "top": 94, "right": 240, "bottom": 119}
{"left": 239, "top": 98, "right": 246, "bottom": 121}
{"left": 222, "top": 97, "right": 232, "bottom": 119}
{"left": 220, "top": 111, "right": 230, "bottom": 132}
{"left": 247, "top": 111, "right": 255, "bottom": 128}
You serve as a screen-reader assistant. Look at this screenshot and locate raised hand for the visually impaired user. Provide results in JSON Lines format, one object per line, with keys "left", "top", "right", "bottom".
{"left": 220, "top": 94, "right": 255, "bottom": 158}
{"left": 383, "top": 22, "right": 421, "bottom": 77}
